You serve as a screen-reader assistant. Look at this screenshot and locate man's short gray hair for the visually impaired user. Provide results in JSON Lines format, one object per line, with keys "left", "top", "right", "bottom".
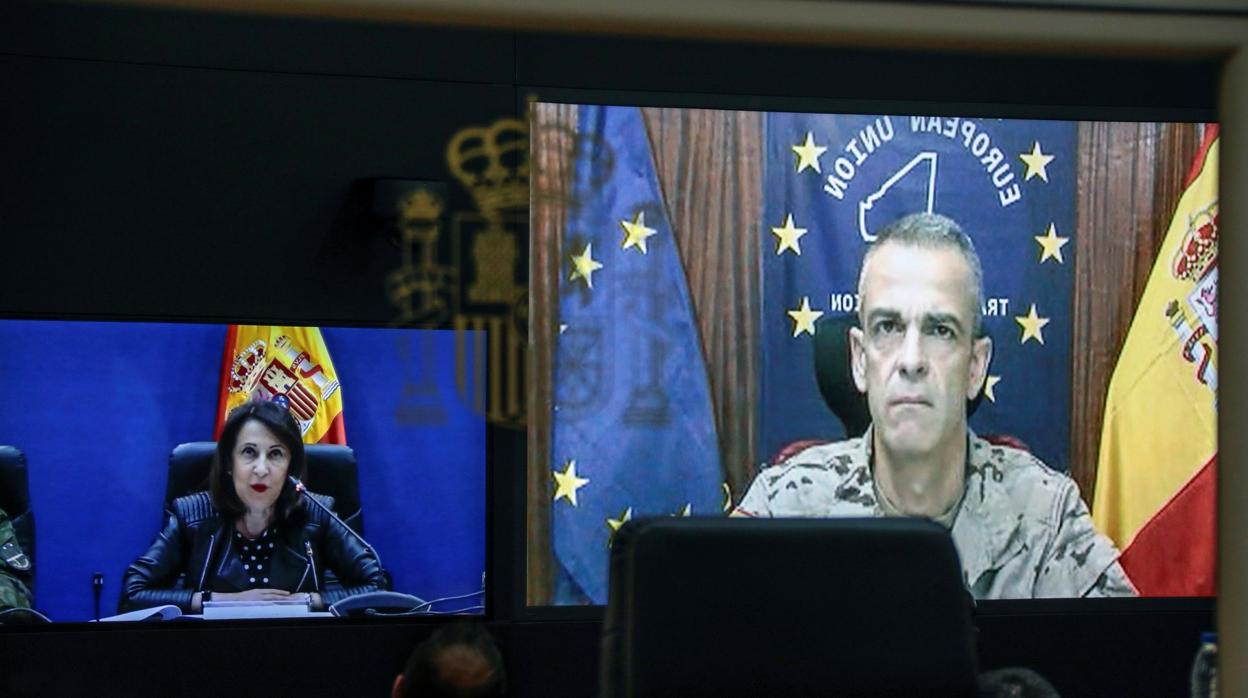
{"left": 856, "top": 212, "right": 985, "bottom": 337}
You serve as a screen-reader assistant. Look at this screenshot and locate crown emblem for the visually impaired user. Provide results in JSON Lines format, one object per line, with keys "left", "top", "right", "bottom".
{"left": 400, "top": 189, "right": 444, "bottom": 223}
{"left": 387, "top": 187, "right": 455, "bottom": 324}
{"left": 1173, "top": 204, "right": 1218, "bottom": 282}
{"left": 227, "top": 340, "right": 267, "bottom": 393}
{"left": 447, "top": 118, "right": 529, "bottom": 219}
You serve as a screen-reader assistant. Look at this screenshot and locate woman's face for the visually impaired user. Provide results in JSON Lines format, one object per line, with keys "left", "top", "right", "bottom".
{"left": 231, "top": 419, "right": 291, "bottom": 514}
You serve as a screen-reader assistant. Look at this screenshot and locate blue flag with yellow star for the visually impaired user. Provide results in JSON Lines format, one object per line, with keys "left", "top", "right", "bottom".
{"left": 760, "top": 114, "right": 1076, "bottom": 471}
{"left": 551, "top": 105, "right": 725, "bottom": 604}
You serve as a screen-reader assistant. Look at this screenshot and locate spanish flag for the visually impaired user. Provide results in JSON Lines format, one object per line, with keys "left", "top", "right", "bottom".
{"left": 215, "top": 325, "right": 347, "bottom": 445}
{"left": 1093, "top": 126, "right": 1219, "bottom": 596}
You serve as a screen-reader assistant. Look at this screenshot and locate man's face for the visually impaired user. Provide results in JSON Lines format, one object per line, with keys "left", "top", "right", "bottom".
{"left": 849, "top": 242, "right": 991, "bottom": 459}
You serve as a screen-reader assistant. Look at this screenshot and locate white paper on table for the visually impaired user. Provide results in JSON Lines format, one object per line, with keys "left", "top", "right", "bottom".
{"left": 202, "top": 599, "right": 312, "bottom": 620}
{"left": 97, "top": 605, "right": 183, "bottom": 622}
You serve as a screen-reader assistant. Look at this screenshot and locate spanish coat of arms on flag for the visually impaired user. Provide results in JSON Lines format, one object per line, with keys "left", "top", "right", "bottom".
{"left": 216, "top": 325, "right": 347, "bottom": 445}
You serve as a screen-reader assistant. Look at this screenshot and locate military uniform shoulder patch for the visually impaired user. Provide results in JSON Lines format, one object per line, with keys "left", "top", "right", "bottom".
{"left": 1, "top": 539, "right": 30, "bottom": 572}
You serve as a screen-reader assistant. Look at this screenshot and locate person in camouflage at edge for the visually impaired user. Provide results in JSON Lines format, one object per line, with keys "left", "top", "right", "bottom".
{"left": 733, "top": 213, "right": 1135, "bottom": 599}
{"left": 0, "top": 506, "right": 33, "bottom": 611}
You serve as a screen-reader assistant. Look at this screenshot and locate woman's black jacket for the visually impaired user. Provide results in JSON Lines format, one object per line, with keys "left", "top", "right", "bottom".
{"left": 120, "top": 491, "right": 389, "bottom": 613}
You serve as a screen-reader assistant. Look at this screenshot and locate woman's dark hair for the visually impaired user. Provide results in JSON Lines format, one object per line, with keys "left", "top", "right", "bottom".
{"left": 209, "top": 399, "right": 307, "bottom": 524}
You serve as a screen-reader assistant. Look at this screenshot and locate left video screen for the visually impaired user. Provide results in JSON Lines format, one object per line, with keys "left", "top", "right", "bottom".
{"left": 0, "top": 320, "right": 486, "bottom": 622}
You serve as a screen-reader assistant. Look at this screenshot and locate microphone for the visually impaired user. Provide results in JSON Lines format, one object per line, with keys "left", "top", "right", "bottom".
{"left": 287, "top": 475, "right": 387, "bottom": 582}
{"left": 92, "top": 572, "right": 104, "bottom": 621}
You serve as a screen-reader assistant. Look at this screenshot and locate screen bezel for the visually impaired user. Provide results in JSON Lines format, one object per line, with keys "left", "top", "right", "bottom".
{"left": 517, "top": 76, "right": 1219, "bottom": 619}
{"left": 0, "top": 5, "right": 1232, "bottom": 631}
{"left": 0, "top": 311, "right": 495, "bottom": 630}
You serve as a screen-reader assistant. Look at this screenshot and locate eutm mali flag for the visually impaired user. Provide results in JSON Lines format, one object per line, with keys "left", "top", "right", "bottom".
{"left": 1093, "top": 126, "right": 1219, "bottom": 596}
{"left": 215, "top": 325, "right": 347, "bottom": 445}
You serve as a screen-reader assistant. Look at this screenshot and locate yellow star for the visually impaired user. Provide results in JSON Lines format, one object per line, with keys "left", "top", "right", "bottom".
{"left": 984, "top": 375, "right": 1002, "bottom": 403}
{"left": 791, "top": 132, "right": 827, "bottom": 174}
{"left": 569, "top": 243, "right": 603, "bottom": 289}
{"left": 606, "top": 507, "right": 633, "bottom": 532}
{"left": 1020, "top": 141, "right": 1055, "bottom": 183}
{"left": 672, "top": 503, "right": 692, "bottom": 517}
{"left": 1034, "top": 223, "right": 1069, "bottom": 264}
{"left": 771, "top": 213, "right": 808, "bottom": 256}
{"left": 552, "top": 459, "right": 590, "bottom": 506}
{"left": 787, "top": 296, "right": 823, "bottom": 337}
{"left": 619, "top": 211, "right": 658, "bottom": 254}
{"left": 721, "top": 482, "right": 732, "bottom": 512}
{"left": 606, "top": 506, "right": 633, "bottom": 546}
{"left": 559, "top": 323, "right": 568, "bottom": 334}
{"left": 1015, "top": 304, "right": 1051, "bottom": 345}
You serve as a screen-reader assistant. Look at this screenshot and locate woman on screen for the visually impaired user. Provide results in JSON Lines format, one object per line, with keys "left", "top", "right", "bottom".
{"left": 120, "top": 400, "right": 389, "bottom": 614}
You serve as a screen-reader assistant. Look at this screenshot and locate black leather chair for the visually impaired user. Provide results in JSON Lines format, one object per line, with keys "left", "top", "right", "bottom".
{"left": 600, "top": 517, "right": 979, "bottom": 698}
{"left": 0, "top": 446, "right": 34, "bottom": 579}
{"left": 812, "top": 314, "right": 872, "bottom": 438}
{"left": 164, "top": 442, "right": 365, "bottom": 536}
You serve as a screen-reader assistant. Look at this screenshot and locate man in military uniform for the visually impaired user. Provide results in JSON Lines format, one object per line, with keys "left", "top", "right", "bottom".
{"left": 0, "top": 506, "right": 33, "bottom": 612}
{"left": 733, "top": 212, "right": 1135, "bottom": 599}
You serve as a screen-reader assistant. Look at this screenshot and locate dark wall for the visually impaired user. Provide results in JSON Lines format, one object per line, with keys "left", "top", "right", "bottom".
{"left": 0, "top": 5, "right": 515, "bottom": 325}
{"left": 0, "top": 2, "right": 1218, "bottom": 697}
{"left": 0, "top": 608, "right": 1216, "bottom": 697}
{"left": 0, "top": 619, "right": 601, "bottom": 697}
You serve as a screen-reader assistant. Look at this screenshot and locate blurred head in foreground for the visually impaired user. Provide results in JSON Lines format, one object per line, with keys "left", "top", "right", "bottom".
{"left": 977, "top": 667, "right": 1061, "bottom": 698}
{"left": 393, "top": 622, "right": 506, "bottom": 698}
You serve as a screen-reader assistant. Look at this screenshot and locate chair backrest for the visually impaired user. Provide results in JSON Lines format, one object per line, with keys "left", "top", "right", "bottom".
{"left": 600, "top": 517, "right": 979, "bottom": 698}
{"left": 0, "top": 446, "right": 34, "bottom": 572}
{"left": 165, "top": 442, "right": 364, "bottom": 535}
{"left": 813, "top": 314, "right": 871, "bottom": 437}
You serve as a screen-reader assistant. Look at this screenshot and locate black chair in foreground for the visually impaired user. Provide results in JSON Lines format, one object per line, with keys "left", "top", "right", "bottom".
{"left": 600, "top": 517, "right": 979, "bottom": 698}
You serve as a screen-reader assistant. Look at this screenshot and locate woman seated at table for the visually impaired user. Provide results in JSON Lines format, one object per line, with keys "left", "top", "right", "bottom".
{"left": 121, "top": 400, "right": 389, "bottom": 614}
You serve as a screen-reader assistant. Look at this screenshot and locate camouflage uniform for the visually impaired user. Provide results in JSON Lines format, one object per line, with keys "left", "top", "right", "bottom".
{"left": 0, "top": 507, "right": 33, "bottom": 611}
{"left": 734, "top": 428, "right": 1136, "bottom": 599}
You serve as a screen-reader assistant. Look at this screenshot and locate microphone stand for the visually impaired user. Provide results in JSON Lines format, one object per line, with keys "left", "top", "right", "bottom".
{"left": 287, "top": 476, "right": 389, "bottom": 588}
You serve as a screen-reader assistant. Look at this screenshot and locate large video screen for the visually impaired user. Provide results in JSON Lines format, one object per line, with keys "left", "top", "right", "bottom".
{"left": 527, "top": 104, "right": 1218, "bottom": 604}
{"left": 0, "top": 320, "right": 486, "bottom": 621}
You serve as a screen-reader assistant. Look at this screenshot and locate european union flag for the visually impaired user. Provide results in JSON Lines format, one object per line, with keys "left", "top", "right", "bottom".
{"left": 760, "top": 114, "right": 1077, "bottom": 471}
{"left": 551, "top": 105, "right": 724, "bottom": 604}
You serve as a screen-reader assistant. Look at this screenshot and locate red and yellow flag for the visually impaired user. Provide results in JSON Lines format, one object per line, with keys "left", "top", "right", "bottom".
{"left": 215, "top": 325, "right": 346, "bottom": 445}
{"left": 1093, "top": 126, "right": 1219, "bottom": 596}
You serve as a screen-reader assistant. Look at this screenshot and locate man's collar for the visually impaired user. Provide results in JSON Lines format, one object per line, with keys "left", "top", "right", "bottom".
{"left": 861, "top": 424, "right": 971, "bottom": 522}
{"left": 860, "top": 424, "right": 976, "bottom": 478}
{"left": 863, "top": 424, "right": 1023, "bottom": 586}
